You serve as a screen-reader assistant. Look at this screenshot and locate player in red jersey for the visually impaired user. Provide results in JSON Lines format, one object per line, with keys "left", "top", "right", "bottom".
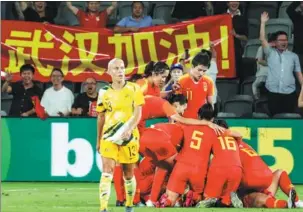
{"left": 113, "top": 94, "right": 224, "bottom": 206}
{"left": 237, "top": 140, "right": 302, "bottom": 208}
{"left": 135, "top": 61, "right": 170, "bottom": 97}
{"left": 140, "top": 123, "right": 184, "bottom": 207}
{"left": 138, "top": 95, "right": 223, "bottom": 134}
{"left": 174, "top": 50, "right": 215, "bottom": 119}
{"left": 198, "top": 119, "right": 243, "bottom": 208}
{"left": 159, "top": 103, "right": 218, "bottom": 207}
{"left": 238, "top": 140, "right": 273, "bottom": 192}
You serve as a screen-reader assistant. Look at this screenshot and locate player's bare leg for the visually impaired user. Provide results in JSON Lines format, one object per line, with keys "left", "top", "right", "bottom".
{"left": 146, "top": 154, "right": 177, "bottom": 207}
{"left": 99, "top": 157, "right": 116, "bottom": 212}
{"left": 158, "top": 189, "right": 179, "bottom": 207}
{"left": 267, "top": 169, "right": 301, "bottom": 208}
{"left": 122, "top": 163, "right": 137, "bottom": 212}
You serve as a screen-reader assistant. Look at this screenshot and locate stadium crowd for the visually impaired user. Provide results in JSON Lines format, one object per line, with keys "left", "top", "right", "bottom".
{"left": 1, "top": 1, "right": 303, "bottom": 118}
{"left": 2, "top": 1, "right": 303, "bottom": 211}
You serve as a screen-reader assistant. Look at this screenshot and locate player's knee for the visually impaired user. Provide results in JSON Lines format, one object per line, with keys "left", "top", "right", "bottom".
{"left": 122, "top": 164, "right": 135, "bottom": 180}
{"left": 273, "top": 169, "right": 283, "bottom": 178}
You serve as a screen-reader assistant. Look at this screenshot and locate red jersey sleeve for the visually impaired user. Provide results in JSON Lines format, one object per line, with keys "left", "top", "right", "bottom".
{"left": 162, "top": 101, "right": 177, "bottom": 117}
{"left": 205, "top": 76, "right": 214, "bottom": 97}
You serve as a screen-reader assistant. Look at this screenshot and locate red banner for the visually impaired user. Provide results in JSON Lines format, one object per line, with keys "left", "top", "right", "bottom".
{"left": 1, "top": 15, "right": 235, "bottom": 82}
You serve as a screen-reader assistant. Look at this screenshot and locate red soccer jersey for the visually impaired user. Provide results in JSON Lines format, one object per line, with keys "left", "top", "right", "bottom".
{"left": 138, "top": 96, "right": 177, "bottom": 133}
{"left": 210, "top": 130, "right": 242, "bottom": 167}
{"left": 153, "top": 123, "right": 184, "bottom": 148}
{"left": 136, "top": 78, "right": 161, "bottom": 97}
{"left": 238, "top": 140, "right": 270, "bottom": 171}
{"left": 176, "top": 125, "right": 216, "bottom": 166}
{"left": 176, "top": 74, "right": 214, "bottom": 119}
{"left": 76, "top": 10, "right": 108, "bottom": 28}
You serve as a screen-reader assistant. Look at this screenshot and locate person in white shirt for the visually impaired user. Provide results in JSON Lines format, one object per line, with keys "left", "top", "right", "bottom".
{"left": 204, "top": 45, "right": 218, "bottom": 104}
{"left": 41, "top": 68, "right": 74, "bottom": 117}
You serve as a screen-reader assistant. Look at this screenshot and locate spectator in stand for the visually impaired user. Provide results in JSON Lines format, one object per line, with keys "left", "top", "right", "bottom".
{"left": 71, "top": 77, "right": 98, "bottom": 117}
{"left": 14, "top": 1, "right": 55, "bottom": 23}
{"left": 252, "top": 33, "right": 276, "bottom": 100}
{"left": 205, "top": 44, "right": 219, "bottom": 106}
{"left": 260, "top": 12, "right": 303, "bottom": 116}
{"left": 135, "top": 61, "right": 170, "bottom": 98}
{"left": 163, "top": 64, "right": 184, "bottom": 93}
{"left": 299, "top": 85, "right": 303, "bottom": 108}
{"left": 66, "top": 1, "right": 117, "bottom": 28}
{"left": 171, "top": 2, "right": 214, "bottom": 20}
{"left": 287, "top": 1, "right": 303, "bottom": 69}
{"left": 114, "top": 1, "right": 152, "bottom": 33}
{"left": 227, "top": 1, "right": 248, "bottom": 78}
{"left": 41, "top": 68, "right": 74, "bottom": 117}
{"left": 1, "top": 64, "right": 42, "bottom": 117}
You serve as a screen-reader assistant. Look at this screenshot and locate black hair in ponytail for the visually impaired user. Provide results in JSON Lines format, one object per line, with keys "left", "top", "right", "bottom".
{"left": 192, "top": 49, "right": 212, "bottom": 68}
{"left": 144, "top": 61, "right": 169, "bottom": 77}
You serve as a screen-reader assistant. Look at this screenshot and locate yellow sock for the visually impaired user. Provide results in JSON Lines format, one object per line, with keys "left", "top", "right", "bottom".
{"left": 124, "top": 177, "right": 136, "bottom": 207}
{"left": 99, "top": 173, "right": 113, "bottom": 211}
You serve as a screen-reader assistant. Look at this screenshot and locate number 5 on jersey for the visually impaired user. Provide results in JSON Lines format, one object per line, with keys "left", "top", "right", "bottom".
{"left": 190, "top": 130, "right": 203, "bottom": 150}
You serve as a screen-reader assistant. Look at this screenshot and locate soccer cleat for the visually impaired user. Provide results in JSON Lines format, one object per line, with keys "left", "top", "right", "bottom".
{"left": 145, "top": 200, "right": 155, "bottom": 207}
{"left": 288, "top": 189, "right": 297, "bottom": 208}
{"left": 116, "top": 200, "right": 125, "bottom": 207}
{"left": 135, "top": 202, "right": 146, "bottom": 207}
{"left": 125, "top": 206, "right": 134, "bottom": 212}
{"left": 183, "top": 190, "right": 194, "bottom": 207}
{"left": 100, "top": 210, "right": 108, "bottom": 212}
{"left": 196, "top": 198, "right": 217, "bottom": 208}
{"left": 231, "top": 192, "right": 243, "bottom": 208}
{"left": 295, "top": 200, "right": 303, "bottom": 208}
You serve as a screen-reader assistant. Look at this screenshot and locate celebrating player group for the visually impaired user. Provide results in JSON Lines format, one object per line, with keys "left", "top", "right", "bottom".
{"left": 96, "top": 50, "right": 303, "bottom": 212}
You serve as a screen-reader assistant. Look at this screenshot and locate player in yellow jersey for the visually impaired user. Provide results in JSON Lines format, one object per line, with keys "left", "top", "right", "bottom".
{"left": 96, "top": 58, "right": 145, "bottom": 212}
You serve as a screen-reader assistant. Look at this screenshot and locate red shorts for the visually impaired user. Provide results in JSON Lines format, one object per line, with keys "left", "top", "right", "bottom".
{"left": 139, "top": 128, "right": 176, "bottom": 161}
{"left": 167, "top": 161, "right": 207, "bottom": 195}
{"left": 204, "top": 166, "right": 242, "bottom": 205}
{"left": 241, "top": 169, "right": 273, "bottom": 192}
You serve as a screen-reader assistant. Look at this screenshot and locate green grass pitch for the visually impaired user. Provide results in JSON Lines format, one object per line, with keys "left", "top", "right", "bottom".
{"left": 2, "top": 182, "right": 303, "bottom": 212}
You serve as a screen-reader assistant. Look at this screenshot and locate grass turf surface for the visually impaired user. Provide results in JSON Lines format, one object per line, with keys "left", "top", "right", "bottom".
{"left": 2, "top": 182, "right": 303, "bottom": 212}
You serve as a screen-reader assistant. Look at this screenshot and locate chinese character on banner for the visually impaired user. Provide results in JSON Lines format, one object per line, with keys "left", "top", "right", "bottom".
{"left": 4, "top": 30, "right": 54, "bottom": 75}
{"left": 175, "top": 24, "right": 210, "bottom": 62}
{"left": 108, "top": 34, "right": 135, "bottom": 75}
{"left": 70, "top": 32, "right": 107, "bottom": 76}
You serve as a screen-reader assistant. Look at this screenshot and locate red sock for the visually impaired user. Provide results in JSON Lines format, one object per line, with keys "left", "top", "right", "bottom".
{"left": 279, "top": 171, "right": 299, "bottom": 201}
{"left": 150, "top": 168, "right": 167, "bottom": 203}
{"left": 113, "top": 165, "right": 125, "bottom": 202}
{"left": 133, "top": 167, "right": 141, "bottom": 204}
{"left": 265, "top": 197, "right": 287, "bottom": 208}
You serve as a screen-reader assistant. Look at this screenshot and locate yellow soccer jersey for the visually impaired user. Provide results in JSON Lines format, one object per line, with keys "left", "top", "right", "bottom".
{"left": 96, "top": 81, "right": 145, "bottom": 142}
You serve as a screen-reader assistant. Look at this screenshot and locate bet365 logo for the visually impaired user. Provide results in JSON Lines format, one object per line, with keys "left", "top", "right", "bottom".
{"left": 51, "top": 123, "right": 103, "bottom": 177}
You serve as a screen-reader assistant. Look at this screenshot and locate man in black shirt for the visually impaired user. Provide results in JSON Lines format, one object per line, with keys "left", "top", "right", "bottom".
{"left": 72, "top": 77, "right": 98, "bottom": 117}
{"left": 15, "top": 1, "right": 55, "bottom": 24}
{"left": 2, "top": 64, "right": 43, "bottom": 117}
{"left": 287, "top": 2, "right": 303, "bottom": 69}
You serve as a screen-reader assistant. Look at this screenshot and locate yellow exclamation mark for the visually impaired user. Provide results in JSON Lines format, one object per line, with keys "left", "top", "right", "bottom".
{"left": 220, "top": 25, "right": 229, "bottom": 69}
